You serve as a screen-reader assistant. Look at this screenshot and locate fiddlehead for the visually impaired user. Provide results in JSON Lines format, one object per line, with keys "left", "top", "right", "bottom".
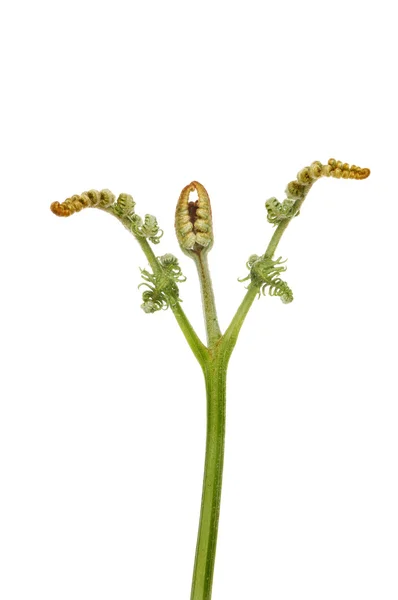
{"left": 265, "top": 197, "right": 299, "bottom": 225}
{"left": 130, "top": 214, "right": 163, "bottom": 244}
{"left": 240, "top": 255, "right": 293, "bottom": 304}
{"left": 50, "top": 189, "right": 164, "bottom": 245}
{"left": 50, "top": 188, "right": 187, "bottom": 315}
{"left": 113, "top": 193, "right": 136, "bottom": 218}
{"left": 266, "top": 158, "right": 370, "bottom": 226}
{"left": 255, "top": 158, "right": 370, "bottom": 302}
{"left": 158, "top": 253, "right": 187, "bottom": 281}
{"left": 50, "top": 189, "right": 116, "bottom": 217}
{"left": 139, "top": 254, "right": 186, "bottom": 313}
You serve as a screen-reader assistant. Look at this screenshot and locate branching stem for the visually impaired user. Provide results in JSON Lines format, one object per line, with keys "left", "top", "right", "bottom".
{"left": 223, "top": 211, "right": 300, "bottom": 363}
{"left": 50, "top": 159, "right": 370, "bottom": 600}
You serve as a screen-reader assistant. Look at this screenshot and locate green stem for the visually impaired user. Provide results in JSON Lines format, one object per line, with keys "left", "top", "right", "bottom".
{"left": 190, "top": 210, "right": 303, "bottom": 599}
{"left": 191, "top": 347, "right": 228, "bottom": 600}
{"left": 222, "top": 283, "right": 259, "bottom": 361}
{"left": 264, "top": 191, "right": 309, "bottom": 258}
{"left": 107, "top": 210, "right": 209, "bottom": 367}
{"left": 193, "top": 252, "right": 222, "bottom": 347}
{"left": 224, "top": 197, "right": 309, "bottom": 353}
{"left": 221, "top": 223, "right": 290, "bottom": 358}
{"left": 170, "top": 302, "right": 209, "bottom": 368}
{"left": 264, "top": 218, "right": 291, "bottom": 259}
{"left": 134, "top": 235, "right": 162, "bottom": 274}
{"left": 136, "top": 236, "right": 209, "bottom": 366}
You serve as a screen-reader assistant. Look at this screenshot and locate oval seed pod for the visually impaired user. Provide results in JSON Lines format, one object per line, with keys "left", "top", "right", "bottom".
{"left": 175, "top": 181, "right": 214, "bottom": 256}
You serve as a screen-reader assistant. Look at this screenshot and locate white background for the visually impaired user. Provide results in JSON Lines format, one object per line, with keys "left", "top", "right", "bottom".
{"left": 1, "top": 1, "right": 397, "bottom": 599}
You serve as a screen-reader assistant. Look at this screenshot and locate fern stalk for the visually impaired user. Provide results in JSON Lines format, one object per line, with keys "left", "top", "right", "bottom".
{"left": 50, "top": 158, "right": 370, "bottom": 599}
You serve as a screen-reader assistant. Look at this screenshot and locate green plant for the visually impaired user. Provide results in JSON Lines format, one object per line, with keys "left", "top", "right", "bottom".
{"left": 50, "top": 158, "right": 370, "bottom": 600}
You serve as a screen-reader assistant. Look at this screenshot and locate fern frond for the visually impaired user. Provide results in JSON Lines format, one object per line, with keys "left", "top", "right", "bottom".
{"left": 50, "top": 189, "right": 115, "bottom": 217}
{"left": 266, "top": 158, "right": 370, "bottom": 227}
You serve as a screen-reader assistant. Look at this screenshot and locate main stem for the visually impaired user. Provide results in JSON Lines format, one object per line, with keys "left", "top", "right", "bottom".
{"left": 190, "top": 203, "right": 305, "bottom": 599}
{"left": 191, "top": 348, "right": 228, "bottom": 600}
{"left": 190, "top": 247, "right": 225, "bottom": 600}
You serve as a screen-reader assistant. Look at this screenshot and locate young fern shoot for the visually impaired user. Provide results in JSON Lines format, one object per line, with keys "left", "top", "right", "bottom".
{"left": 50, "top": 157, "right": 370, "bottom": 600}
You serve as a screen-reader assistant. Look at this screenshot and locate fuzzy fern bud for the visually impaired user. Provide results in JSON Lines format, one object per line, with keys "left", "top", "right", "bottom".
{"left": 175, "top": 181, "right": 213, "bottom": 256}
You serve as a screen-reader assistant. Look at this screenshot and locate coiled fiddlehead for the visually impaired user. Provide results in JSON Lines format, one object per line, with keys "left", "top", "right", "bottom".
{"left": 266, "top": 158, "right": 370, "bottom": 226}
{"left": 265, "top": 197, "right": 298, "bottom": 225}
{"left": 139, "top": 254, "right": 186, "bottom": 313}
{"left": 50, "top": 189, "right": 164, "bottom": 245}
{"left": 50, "top": 189, "right": 116, "bottom": 217}
{"left": 131, "top": 214, "right": 163, "bottom": 244}
{"left": 158, "top": 253, "right": 187, "bottom": 282}
{"left": 113, "top": 193, "right": 136, "bottom": 218}
{"left": 112, "top": 195, "right": 163, "bottom": 244}
{"left": 240, "top": 255, "right": 293, "bottom": 304}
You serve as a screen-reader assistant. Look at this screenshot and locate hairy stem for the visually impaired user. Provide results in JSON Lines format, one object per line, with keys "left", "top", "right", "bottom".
{"left": 222, "top": 283, "right": 259, "bottom": 361}
{"left": 171, "top": 302, "right": 209, "bottom": 368}
{"left": 190, "top": 213, "right": 299, "bottom": 599}
{"left": 123, "top": 231, "right": 209, "bottom": 366}
{"left": 224, "top": 196, "right": 308, "bottom": 352}
{"left": 191, "top": 347, "right": 228, "bottom": 600}
{"left": 193, "top": 252, "right": 222, "bottom": 347}
{"left": 263, "top": 218, "right": 291, "bottom": 259}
